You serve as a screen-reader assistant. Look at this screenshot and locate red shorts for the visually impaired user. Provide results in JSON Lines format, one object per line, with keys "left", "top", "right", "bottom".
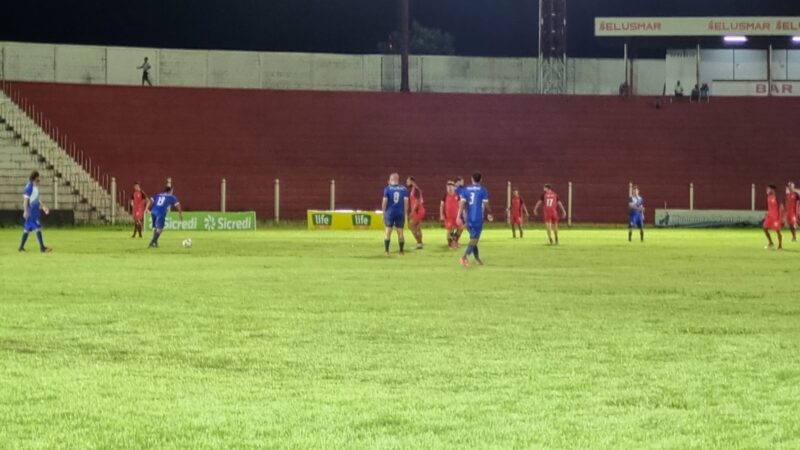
{"left": 511, "top": 216, "right": 523, "bottom": 225}
{"left": 764, "top": 216, "right": 782, "bottom": 231}
{"left": 133, "top": 210, "right": 145, "bottom": 221}
{"left": 544, "top": 210, "right": 559, "bottom": 225}
{"left": 411, "top": 208, "right": 425, "bottom": 223}
{"left": 444, "top": 219, "right": 459, "bottom": 230}
{"left": 787, "top": 213, "right": 798, "bottom": 227}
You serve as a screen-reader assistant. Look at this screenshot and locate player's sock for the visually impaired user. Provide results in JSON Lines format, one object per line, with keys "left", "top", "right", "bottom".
{"left": 399, "top": 240, "right": 405, "bottom": 253}
{"left": 384, "top": 239, "right": 390, "bottom": 252}
{"left": 36, "top": 231, "right": 45, "bottom": 250}
{"left": 640, "top": 230, "right": 644, "bottom": 242}
{"left": 150, "top": 230, "right": 161, "bottom": 246}
{"left": 473, "top": 245, "right": 479, "bottom": 260}
{"left": 19, "top": 232, "right": 29, "bottom": 250}
{"left": 628, "top": 230, "right": 632, "bottom": 242}
{"left": 464, "top": 244, "right": 474, "bottom": 258}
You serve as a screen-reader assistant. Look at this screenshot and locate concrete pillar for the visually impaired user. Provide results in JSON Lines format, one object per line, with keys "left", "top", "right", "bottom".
{"left": 568, "top": 181, "right": 573, "bottom": 227}
{"left": 274, "top": 179, "right": 280, "bottom": 222}
{"left": 330, "top": 179, "right": 336, "bottom": 211}
{"left": 110, "top": 177, "right": 117, "bottom": 225}
{"left": 220, "top": 178, "right": 227, "bottom": 212}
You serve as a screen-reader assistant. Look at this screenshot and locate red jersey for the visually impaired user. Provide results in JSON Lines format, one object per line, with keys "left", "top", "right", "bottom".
{"left": 132, "top": 191, "right": 147, "bottom": 213}
{"left": 511, "top": 196, "right": 525, "bottom": 218}
{"left": 766, "top": 193, "right": 780, "bottom": 219}
{"left": 409, "top": 186, "right": 424, "bottom": 209}
{"left": 442, "top": 192, "right": 460, "bottom": 220}
{"left": 541, "top": 191, "right": 559, "bottom": 213}
{"left": 786, "top": 191, "right": 798, "bottom": 216}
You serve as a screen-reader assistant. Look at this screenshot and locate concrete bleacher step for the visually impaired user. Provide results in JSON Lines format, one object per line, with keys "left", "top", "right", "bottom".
{"left": 0, "top": 94, "right": 131, "bottom": 224}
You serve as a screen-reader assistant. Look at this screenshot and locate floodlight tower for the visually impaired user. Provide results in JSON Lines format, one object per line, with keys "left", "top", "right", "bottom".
{"left": 538, "top": 0, "right": 567, "bottom": 94}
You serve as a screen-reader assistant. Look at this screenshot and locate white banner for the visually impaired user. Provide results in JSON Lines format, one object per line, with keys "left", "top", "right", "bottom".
{"left": 596, "top": 17, "right": 800, "bottom": 37}
{"left": 713, "top": 80, "right": 800, "bottom": 97}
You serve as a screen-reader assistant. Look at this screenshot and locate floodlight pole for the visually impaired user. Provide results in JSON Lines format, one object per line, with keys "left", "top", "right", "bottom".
{"left": 400, "top": 0, "right": 410, "bottom": 93}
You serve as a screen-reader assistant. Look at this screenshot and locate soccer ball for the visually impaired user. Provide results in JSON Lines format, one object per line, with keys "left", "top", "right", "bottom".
{"left": 182, "top": 238, "right": 192, "bottom": 248}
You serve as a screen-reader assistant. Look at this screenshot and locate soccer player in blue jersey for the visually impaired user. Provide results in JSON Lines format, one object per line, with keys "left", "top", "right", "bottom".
{"left": 457, "top": 172, "right": 494, "bottom": 267}
{"left": 452, "top": 176, "right": 467, "bottom": 246}
{"left": 145, "top": 186, "right": 183, "bottom": 248}
{"left": 381, "top": 173, "right": 409, "bottom": 256}
{"left": 19, "top": 171, "right": 52, "bottom": 252}
{"left": 628, "top": 185, "right": 645, "bottom": 242}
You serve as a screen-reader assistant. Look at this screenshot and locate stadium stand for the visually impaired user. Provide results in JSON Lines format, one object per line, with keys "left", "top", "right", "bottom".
{"left": 5, "top": 80, "right": 800, "bottom": 222}
{"left": 0, "top": 89, "right": 127, "bottom": 223}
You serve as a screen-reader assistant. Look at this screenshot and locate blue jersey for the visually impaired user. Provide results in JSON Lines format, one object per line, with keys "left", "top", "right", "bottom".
{"left": 384, "top": 184, "right": 408, "bottom": 217}
{"left": 151, "top": 192, "right": 179, "bottom": 216}
{"left": 461, "top": 184, "right": 489, "bottom": 224}
{"left": 629, "top": 196, "right": 644, "bottom": 217}
{"left": 23, "top": 182, "right": 40, "bottom": 216}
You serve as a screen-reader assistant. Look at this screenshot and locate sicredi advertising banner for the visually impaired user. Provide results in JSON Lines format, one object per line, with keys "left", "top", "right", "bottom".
{"left": 595, "top": 17, "right": 800, "bottom": 37}
{"left": 655, "top": 209, "right": 765, "bottom": 228}
{"left": 145, "top": 211, "right": 257, "bottom": 231}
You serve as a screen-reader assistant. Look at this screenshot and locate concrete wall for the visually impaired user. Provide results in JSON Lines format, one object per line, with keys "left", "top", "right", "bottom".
{"left": 0, "top": 40, "right": 627, "bottom": 95}
{"left": 3, "top": 41, "right": 795, "bottom": 96}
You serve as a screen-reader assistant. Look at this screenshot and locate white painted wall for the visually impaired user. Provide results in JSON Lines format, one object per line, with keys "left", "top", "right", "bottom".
{"left": 2, "top": 40, "right": 796, "bottom": 96}
{"left": 54, "top": 45, "right": 106, "bottom": 84}
{"left": 108, "top": 47, "right": 158, "bottom": 86}
{"left": 633, "top": 59, "right": 666, "bottom": 95}
{"left": 419, "top": 55, "right": 537, "bottom": 94}
{"left": 159, "top": 49, "right": 206, "bottom": 87}
{"left": 2, "top": 42, "right": 55, "bottom": 81}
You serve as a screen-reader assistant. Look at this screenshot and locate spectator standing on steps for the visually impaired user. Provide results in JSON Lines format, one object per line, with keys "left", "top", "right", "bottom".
{"left": 674, "top": 81, "right": 684, "bottom": 98}
{"left": 138, "top": 57, "right": 153, "bottom": 86}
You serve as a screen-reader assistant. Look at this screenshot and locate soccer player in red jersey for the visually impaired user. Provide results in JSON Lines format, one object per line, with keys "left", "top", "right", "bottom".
{"left": 130, "top": 182, "right": 148, "bottom": 238}
{"left": 763, "top": 184, "right": 783, "bottom": 250}
{"left": 532, "top": 184, "right": 567, "bottom": 245}
{"left": 407, "top": 176, "right": 426, "bottom": 249}
{"left": 785, "top": 182, "right": 799, "bottom": 242}
{"left": 507, "top": 188, "right": 529, "bottom": 239}
{"left": 440, "top": 180, "right": 462, "bottom": 248}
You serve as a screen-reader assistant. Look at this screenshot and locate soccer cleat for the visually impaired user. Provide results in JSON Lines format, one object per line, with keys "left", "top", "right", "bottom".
{"left": 764, "top": 245, "right": 775, "bottom": 250}
{"left": 384, "top": 251, "right": 390, "bottom": 257}
{"left": 41, "top": 247, "right": 52, "bottom": 253}
{"left": 460, "top": 256, "right": 469, "bottom": 267}
{"left": 475, "top": 257, "right": 484, "bottom": 266}
{"left": 399, "top": 251, "right": 405, "bottom": 256}
{"left": 416, "top": 243, "right": 424, "bottom": 250}
{"left": 18, "top": 248, "right": 26, "bottom": 252}
{"left": 149, "top": 242, "right": 158, "bottom": 249}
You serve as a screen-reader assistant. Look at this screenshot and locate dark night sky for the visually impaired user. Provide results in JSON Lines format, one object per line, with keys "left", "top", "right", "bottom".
{"left": 2, "top": 0, "right": 800, "bottom": 57}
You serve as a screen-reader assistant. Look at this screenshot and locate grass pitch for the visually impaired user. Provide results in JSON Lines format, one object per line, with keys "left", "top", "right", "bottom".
{"left": 1, "top": 226, "right": 799, "bottom": 449}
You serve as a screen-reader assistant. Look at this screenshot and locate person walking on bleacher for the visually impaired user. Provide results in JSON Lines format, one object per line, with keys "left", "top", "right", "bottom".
{"left": 137, "top": 57, "right": 153, "bottom": 87}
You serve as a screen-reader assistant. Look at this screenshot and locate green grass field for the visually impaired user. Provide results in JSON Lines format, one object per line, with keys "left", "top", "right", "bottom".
{"left": 1, "top": 226, "right": 799, "bottom": 449}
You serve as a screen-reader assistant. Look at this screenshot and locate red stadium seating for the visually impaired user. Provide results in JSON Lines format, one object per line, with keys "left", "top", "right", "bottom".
{"left": 8, "top": 81, "right": 800, "bottom": 222}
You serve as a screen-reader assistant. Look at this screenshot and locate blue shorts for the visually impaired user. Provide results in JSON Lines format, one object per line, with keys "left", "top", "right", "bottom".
{"left": 384, "top": 213, "right": 405, "bottom": 229}
{"left": 152, "top": 213, "right": 166, "bottom": 230}
{"left": 467, "top": 222, "right": 483, "bottom": 239}
{"left": 629, "top": 214, "right": 644, "bottom": 228}
{"left": 23, "top": 215, "right": 41, "bottom": 232}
